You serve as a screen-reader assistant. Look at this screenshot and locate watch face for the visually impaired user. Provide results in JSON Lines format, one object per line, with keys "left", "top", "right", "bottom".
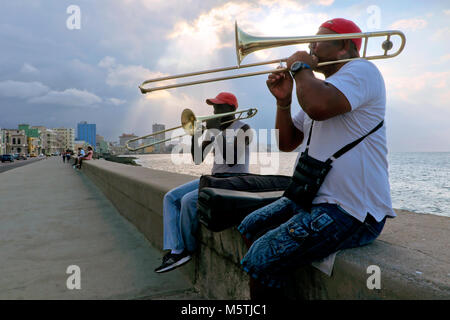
{"left": 291, "top": 61, "right": 302, "bottom": 72}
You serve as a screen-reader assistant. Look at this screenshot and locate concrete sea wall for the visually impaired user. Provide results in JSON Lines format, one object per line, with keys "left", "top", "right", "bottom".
{"left": 81, "top": 159, "right": 450, "bottom": 299}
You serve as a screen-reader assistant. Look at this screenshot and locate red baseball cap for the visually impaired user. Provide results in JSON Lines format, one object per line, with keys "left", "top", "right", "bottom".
{"left": 206, "top": 92, "right": 238, "bottom": 109}
{"left": 320, "top": 18, "right": 362, "bottom": 51}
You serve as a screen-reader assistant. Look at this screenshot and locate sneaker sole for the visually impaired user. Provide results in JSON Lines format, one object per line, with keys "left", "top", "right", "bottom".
{"left": 155, "top": 256, "right": 191, "bottom": 273}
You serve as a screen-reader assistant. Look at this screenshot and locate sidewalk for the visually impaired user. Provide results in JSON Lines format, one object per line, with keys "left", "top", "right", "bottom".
{"left": 0, "top": 157, "right": 200, "bottom": 299}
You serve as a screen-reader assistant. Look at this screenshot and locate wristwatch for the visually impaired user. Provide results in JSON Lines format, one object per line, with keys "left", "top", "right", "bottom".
{"left": 290, "top": 61, "right": 311, "bottom": 78}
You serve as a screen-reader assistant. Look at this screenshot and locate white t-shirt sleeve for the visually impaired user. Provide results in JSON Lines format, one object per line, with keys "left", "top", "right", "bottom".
{"left": 325, "top": 60, "right": 380, "bottom": 111}
{"left": 292, "top": 108, "right": 305, "bottom": 132}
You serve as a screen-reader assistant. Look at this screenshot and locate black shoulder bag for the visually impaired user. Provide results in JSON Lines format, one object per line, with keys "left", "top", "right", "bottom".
{"left": 283, "top": 120, "right": 384, "bottom": 211}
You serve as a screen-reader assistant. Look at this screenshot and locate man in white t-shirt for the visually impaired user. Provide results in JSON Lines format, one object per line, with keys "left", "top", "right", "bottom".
{"left": 237, "top": 18, "right": 396, "bottom": 299}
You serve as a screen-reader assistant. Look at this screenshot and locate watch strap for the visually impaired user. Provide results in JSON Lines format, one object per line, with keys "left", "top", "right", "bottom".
{"left": 290, "top": 62, "right": 311, "bottom": 78}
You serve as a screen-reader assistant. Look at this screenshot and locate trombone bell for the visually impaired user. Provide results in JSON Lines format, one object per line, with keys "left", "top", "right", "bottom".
{"left": 181, "top": 108, "right": 197, "bottom": 136}
{"left": 235, "top": 21, "right": 308, "bottom": 65}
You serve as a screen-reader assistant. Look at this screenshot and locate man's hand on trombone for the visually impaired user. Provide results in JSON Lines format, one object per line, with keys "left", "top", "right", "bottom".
{"left": 266, "top": 51, "right": 319, "bottom": 107}
{"left": 266, "top": 65, "right": 293, "bottom": 108}
{"left": 285, "top": 50, "right": 319, "bottom": 70}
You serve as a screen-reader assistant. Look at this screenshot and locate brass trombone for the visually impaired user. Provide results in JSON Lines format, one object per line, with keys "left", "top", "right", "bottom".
{"left": 139, "top": 21, "right": 406, "bottom": 93}
{"left": 125, "top": 107, "right": 258, "bottom": 151}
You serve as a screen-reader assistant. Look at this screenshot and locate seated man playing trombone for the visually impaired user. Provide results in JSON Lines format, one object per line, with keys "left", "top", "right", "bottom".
{"left": 155, "top": 92, "right": 253, "bottom": 273}
{"left": 237, "top": 18, "right": 396, "bottom": 299}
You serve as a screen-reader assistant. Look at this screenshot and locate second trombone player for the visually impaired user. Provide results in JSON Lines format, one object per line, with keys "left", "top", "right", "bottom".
{"left": 155, "top": 91, "right": 253, "bottom": 273}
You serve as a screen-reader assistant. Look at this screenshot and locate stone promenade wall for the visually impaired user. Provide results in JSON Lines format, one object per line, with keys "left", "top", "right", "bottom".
{"left": 81, "top": 159, "right": 450, "bottom": 299}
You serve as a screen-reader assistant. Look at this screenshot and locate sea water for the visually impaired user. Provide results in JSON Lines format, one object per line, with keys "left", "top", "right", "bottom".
{"left": 133, "top": 152, "right": 450, "bottom": 217}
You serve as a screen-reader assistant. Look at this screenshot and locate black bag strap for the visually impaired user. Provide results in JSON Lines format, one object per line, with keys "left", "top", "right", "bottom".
{"left": 305, "top": 120, "right": 384, "bottom": 163}
{"left": 330, "top": 120, "right": 383, "bottom": 161}
{"left": 304, "top": 120, "right": 315, "bottom": 155}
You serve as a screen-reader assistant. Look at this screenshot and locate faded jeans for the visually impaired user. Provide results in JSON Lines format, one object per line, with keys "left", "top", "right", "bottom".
{"left": 163, "top": 179, "right": 200, "bottom": 253}
{"left": 237, "top": 197, "right": 386, "bottom": 288}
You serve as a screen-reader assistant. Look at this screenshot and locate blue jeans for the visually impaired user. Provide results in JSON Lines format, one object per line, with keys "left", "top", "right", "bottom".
{"left": 237, "top": 197, "right": 386, "bottom": 288}
{"left": 163, "top": 179, "right": 200, "bottom": 253}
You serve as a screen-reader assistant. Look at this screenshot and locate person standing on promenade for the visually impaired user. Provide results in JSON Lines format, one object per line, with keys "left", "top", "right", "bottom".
{"left": 155, "top": 92, "right": 253, "bottom": 273}
{"left": 62, "top": 151, "right": 66, "bottom": 163}
{"left": 237, "top": 18, "right": 396, "bottom": 299}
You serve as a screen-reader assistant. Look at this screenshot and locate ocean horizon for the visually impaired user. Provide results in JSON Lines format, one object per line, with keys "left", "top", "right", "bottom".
{"left": 132, "top": 151, "right": 450, "bottom": 218}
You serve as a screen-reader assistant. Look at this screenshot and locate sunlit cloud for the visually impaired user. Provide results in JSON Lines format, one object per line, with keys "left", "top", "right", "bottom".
{"left": 99, "top": 56, "right": 168, "bottom": 88}
{"left": 437, "top": 53, "right": 450, "bottom": 64}
{"left": 29, "top": 89, "right": 102, "bottom": 108}
{"left": 385, "top": 70, "right": 450, "bottom": 109}
{"left": 390, "top": 18, "right": 427, "bottom": 31}
{"left": 258, "top": 0, "right": 334, "bottom": 9}
{"left": 158, "top": 1, "right": 329, "bottom": 72}
{"left": 431, "top": 27, "right": 450, "bottom": 41}
{"left": 124, "top": 92, "right": 205, "bottom": 137}
{"left": 159, "top": 2, "right": 253, "bottom": 71}
{"left": 108, "top": 98, "right": 127, "bottom": 106}
{"left": 98, "top": 56, "right": 117, "bottom": 69}
{"left": 122, "top": 0, "right": 180, "bottom": 12}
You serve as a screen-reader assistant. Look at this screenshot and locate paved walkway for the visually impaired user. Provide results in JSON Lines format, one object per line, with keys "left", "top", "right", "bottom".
{"left": 0, "top": 157, "right": 200, "bottom": 299}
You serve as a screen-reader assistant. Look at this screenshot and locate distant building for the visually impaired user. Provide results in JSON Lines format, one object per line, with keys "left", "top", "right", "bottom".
{"left": 77, "top": 121, "right": 96, "bottom": 149}
{"left": 96, "top": 140, "right": 110, "bottom": 154}
{"left": 0, "top": 128, "right": 6, "bottom": 155}
{"left": 119, "top": 133, "right": 138, "bottom": 150}
{"left": 53, "top": 127, "right": 75, "bottom": 152}
{"left": 28, "top": 137, "right": 40, "bottom": 156}
{"left": 44, "top": 129, "right": 62, "bottom": 155}
{"left": 18, "top": 124, "right": 40, "bottom": 138}
{"left": 0, "top": 129, "right": 4, "bottom": 155}
{"left": 19, "top": 124, "right": 42, "bottom": 155}
{"left": 142, "top": 136, "right": 156, "bottom": 154}
{"left": 31, "top": 125, "right": 47, "bottom": 155}
{"left": 74, "top": 140, "right": 89, "bottom": 153}
{"left": 152, "top": 123, "right": 166, "bottom": 153}
{"left": 4, "top": 129, "right": 27, "bottom": 155}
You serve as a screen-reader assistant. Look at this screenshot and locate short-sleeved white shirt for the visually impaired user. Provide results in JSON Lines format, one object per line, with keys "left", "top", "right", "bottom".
{"left": 292, "top": 59, "right": 396, "bottom": 223}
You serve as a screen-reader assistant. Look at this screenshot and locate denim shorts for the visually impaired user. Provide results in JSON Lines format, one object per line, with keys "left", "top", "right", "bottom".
{"left": 237, "top": 197, "right": 386, "bottom": 288}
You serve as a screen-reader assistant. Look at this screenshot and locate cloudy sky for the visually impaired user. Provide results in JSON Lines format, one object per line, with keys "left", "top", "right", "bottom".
{"left": 0, "top": 0, "right": 449, "bottom": 151}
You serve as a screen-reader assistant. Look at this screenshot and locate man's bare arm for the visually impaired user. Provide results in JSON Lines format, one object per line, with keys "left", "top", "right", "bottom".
{"left": 294, "top": 70, "right": 351, "bottom": 121}
{"left": 275, "top": 106, "right": 304, "bottom": 152}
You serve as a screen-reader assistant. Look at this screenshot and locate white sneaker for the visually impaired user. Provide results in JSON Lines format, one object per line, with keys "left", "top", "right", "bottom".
{"left": 154, "top": 250, "right": 192, "bottom": 273}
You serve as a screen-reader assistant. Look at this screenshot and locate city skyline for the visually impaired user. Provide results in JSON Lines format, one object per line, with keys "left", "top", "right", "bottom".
{"left": 1, "top": 121, "right": 170, "bottom": 145}
{"left": 0, "top": 121, "right": 169, "bottom": 149}
{"left": 0, "top": 1, "right": 449, "bottom": 151}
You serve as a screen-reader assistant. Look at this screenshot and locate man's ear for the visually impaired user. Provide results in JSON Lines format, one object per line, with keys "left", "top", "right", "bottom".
{"left": 337, "top": 39, "right": 352, "bottom": 58}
